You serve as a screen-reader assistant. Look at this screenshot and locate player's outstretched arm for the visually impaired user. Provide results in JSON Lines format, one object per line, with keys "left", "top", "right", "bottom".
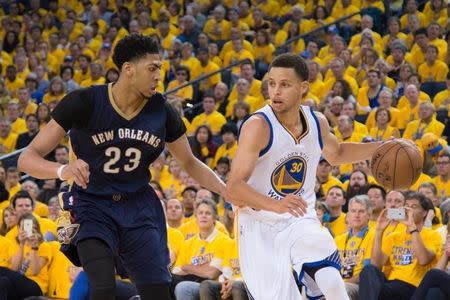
{"left": 226, "top": 116, "right": 306, "bottom": 216}
{"left": 18, "top": 120, "right": 90, "bottom": 188}
{"left": 166, "top": 134, "right": 227, "bottom": 199}
{"left": 317, "top": 112, "right": 382, "bottom": 165}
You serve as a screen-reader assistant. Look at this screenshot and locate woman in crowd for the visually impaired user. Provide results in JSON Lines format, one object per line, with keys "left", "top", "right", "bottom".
{"left": 0, "top": 207, "right": 17, "bottom": 236}
{"left": 370, "top": 108, "right": 400, "bottom": 141}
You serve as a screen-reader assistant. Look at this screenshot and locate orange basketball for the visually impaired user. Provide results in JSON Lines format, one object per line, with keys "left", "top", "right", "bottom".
{"left": 371, "top": 139, "right": 423, "bottom": 191}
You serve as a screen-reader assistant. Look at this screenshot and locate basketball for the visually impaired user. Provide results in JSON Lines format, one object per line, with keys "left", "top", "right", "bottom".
{"left": 371, "top": 139, "right": 423, "bottom": 191}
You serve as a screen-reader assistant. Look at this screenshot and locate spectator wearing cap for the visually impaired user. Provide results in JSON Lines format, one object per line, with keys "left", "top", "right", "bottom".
{"left": 167, "top": 65, "right": 193, "bottom": 102}
{"left": 211, "top": 123, "right": 238, "bottom": 169}
{"left": 419, "top": 44, "right": 449, "bottom": 83}
{"left": 419, "top": 132, "right": 450, "bottom": 175}
{"left": 403, "top": 101, "right": 445, "bottom": 141}
{"left": 317, "top": 157, "right": 344, "bottom": 196}
{"left": 432, "top": 152, "right": 450, "bottom": 199}
{"left": 196, "top": 47, "right": 221, "bottom": 92}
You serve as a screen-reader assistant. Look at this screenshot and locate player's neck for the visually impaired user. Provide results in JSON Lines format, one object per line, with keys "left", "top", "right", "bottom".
{"left": 111, "top": 80, "right": 146, "bottom": 113}
{"left": 274, "top": 108, "right": 301, "bottom": 131}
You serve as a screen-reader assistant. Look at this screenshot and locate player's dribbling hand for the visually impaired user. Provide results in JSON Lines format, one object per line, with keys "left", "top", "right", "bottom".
{"left": 61, "top": 159, "right": 90, "bottom": 189}
{"left": 275, "top": 194, "right": 307, "bottom": 217}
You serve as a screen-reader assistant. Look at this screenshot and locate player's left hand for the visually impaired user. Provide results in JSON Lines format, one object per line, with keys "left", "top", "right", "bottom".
{"left": 220, "top": 278, "right": 233, "bottom": 299}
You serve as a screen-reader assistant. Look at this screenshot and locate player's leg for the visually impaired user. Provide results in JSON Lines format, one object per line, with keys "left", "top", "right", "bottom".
{"left": 77, "top": 238, "right": 116, "bottom": 300}
{"left": 290, "top": 218, "right": 348, "bottom": 300}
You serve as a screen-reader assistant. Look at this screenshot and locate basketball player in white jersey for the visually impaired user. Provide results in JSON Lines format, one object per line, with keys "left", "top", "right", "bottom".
{"left": 226, "top": 54, "right": 382, "bottom": 300}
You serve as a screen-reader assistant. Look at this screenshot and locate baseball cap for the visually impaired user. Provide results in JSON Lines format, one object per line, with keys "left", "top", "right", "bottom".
{"left": 102, "top": 43, "right": 112, "bottom": 50}
{"left": 421, "top": 133, "right": 443, "bottom": 155}
{"left": 64, "top": 55, "right": 74, "bottom": 62}
{"left": 327, "top": 25, "right": 339, "bottom": 35}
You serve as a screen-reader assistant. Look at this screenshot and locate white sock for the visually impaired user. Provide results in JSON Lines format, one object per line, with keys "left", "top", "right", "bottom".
{"left": 314, "top": 266, "right": 350, "bottom": 300}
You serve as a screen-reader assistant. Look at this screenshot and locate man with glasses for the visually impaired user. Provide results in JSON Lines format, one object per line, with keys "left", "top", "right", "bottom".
{"left": 432, "top": 152, "right": 450, "bottom": 199}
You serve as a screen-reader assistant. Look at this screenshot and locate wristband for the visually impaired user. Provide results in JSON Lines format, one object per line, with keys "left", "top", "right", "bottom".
{"left": 57, "top": 164, "right": 68, "bottom": 181}
{"left": 409, "top": 229, "right": 419, "bottom": 235}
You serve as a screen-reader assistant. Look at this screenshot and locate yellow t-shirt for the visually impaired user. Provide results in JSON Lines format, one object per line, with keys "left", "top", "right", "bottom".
{"left": 328, "top": 213, "right": 347, "bottom": 237}
{"left": 180, "top": 56, "right": 202, "bottom": 80}
{"left": 23, "top": 102, "right": 38, "bottom": 116}
{"left": 335, "top": 227, "right": 375, "bottom": 281}
{"left": 398, "top": 103, "right": 420, "bottom": 129}
{"left": 219, "top": 40, "right": 254, "bottom": 60}
{"left": 73, "top": 70, "right": 91, "bottom": 84}
{"left": 226, "top": 96, "right": 261, "bottom": 118}
{"left": 47, "top": 241, "right": 73, "bottom": 299}
{"left": 321, "top": 176, "right": 344, "bottom": 196}
{"left": 203, "top": 19, "right": 231, "bottom": 42}
{"left": 191, "top": 111, "right": 227, "bottom": 135}
{"left": 0, "top": 132, "right": 18, "bottom": 153}
{"left": 179, "top": 219, "right": 229, "bottom": 240}
{"left": 222, "top": 239, "right": 241, "bottom": 280}
{"left": 168, "top": 226, "right": 184, "bottom": 262}
{"left": 7, "top": 182, "right": 21, "bottom": 200}
{"left": 6, "top": 216, "right": 57, "bottom": 242}
{"left": 34, "top": 201, "right": 49, "bottom": 218}
{"left": 402, "top": 119, "right": 445, "bottom": 142}
{"left": 166, "top": 80, "right": 193, "bottom": 101}
{"left": 365, "top": 107, "right": 401, "bottom": 131}
{"left": 433, "top": 90, "right": 450, "bottom": 117}
{"left": 431, "top": 176, "right": 450, "bottom": 199}
{"left": 5, "top": 78, "right": 25, "bottom": 97}
{"left": 211, "top": 141, "right": 238, "bottom": 168}
{"left": 400, "top": 12, "right": 426, "bottom": 30}
{"left": 0, "top": 235, "right": 14, "bottom": 267}
{"left": 370, "top": 126, "right": 400, "bottom": 141}
{"left": 197, "top": 61, "right": 221, "bottom": 92}
{"left": 173, "top": 229, "right": 230, "bottom": 271}
{"left": 228, "top": 79, "right": 263, "bottom": 104}
{"left": 397, "top": 91, "right": 430, "bottom": 110}
{"left": 418, "top": 60, "right": 449, "bottom": 82}
{"left": 252, "top": 43, "right": 276, "bottom": 64}
{"left": 223, "top": 49, "right": 254, "bottom": 75}
{"left": 11, "top": 117, "right": 27, "bottom": 135}
{"left": 324, "top": 75, "right": 359, "bottom": 97}
{"left": 409, "top": 173, "right": 433, "bottom": 191}
{"left": 80, "top": 77, "right": 106, "bottom": 88}
{"left": 42, "top": 92, "right": 65, "bottom": 105}
{"left": 382, "top": 227, "right": 442, "bottom": 287}
{"left": 10, "top": 242, "right": 52, "bottom": 294}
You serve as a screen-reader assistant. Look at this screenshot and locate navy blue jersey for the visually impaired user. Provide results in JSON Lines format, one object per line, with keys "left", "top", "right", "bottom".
{"left": 51, "top": 84, "right": 186, "bottom": 195}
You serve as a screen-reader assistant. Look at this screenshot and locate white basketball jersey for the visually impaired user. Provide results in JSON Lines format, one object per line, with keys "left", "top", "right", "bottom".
{"left": 242, "top": 104, "right": 323, "bottom": 224}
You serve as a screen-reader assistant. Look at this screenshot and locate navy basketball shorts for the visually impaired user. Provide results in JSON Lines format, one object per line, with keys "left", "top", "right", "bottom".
{"left": 61, "top": 185, "right": 171, "bottom": 285}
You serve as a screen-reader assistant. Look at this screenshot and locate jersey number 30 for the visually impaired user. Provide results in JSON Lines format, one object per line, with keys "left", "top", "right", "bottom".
{"left": 103, "top": 147, "right": 141, "bottom": 173}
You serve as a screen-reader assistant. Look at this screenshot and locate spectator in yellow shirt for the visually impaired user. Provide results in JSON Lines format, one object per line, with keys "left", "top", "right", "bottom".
{"left": 4, "top": 65, "right": 24, "bottom": 98}
{"left": 253, "top": 29, "right": 275, "bottom": 77}
{"left": 359, "top": 192, "right": 442, "bottom": 299}
{"left": 166, "top": 66, "right": 194, "bottom": 102}
{"left": 172, "top": 199, "right": 229, "bottom": 299}
{"left": 0, "top": 207, "right": 17, "bottom": 236}
{"left": 370, "top": 107, "right": 400, "bottom": 141}
{"left": 203, "top": 5, "right": 231, "bottom": 43}
{"left": 324, "top": 58, "right": 359, "bottom": 97}
{"left": 398, "top": 84, "right": 421, "bottom": 129}
{"left": 6, "top": 101, "right": 27, "bottom": 135}
{"left": 433, "top": 73, "right": 450, "bottom": 115}
{"left": 400, "top": 0, "right": 426, "bottom": 30}
{"left": 189, "top": 125, "right": 219, "bottom": 168}
{"left": 418, "top": 45, "right": 449, "bottom": 82}
{"left": 196, "top": 48, "right": 221, "bottom": 92}
{"left": 366, "top": 89, "right": 401, "bottom": 131}
{"left": 211, "top": 123, "right": 238, "bottom": 169}
{"left": 432, "top": 152, "right": 450, "bottom": 199}
{"left": 0, "top": 119, "right": 17, "bottom": 154}
{"left": 191, "top": 94, "right": 227, "bottom": 135}
{"left": 226, "top": 78, "right": 260, "bottom": 117}
{"left": 166, "top": 198, "right": 184, "bottom": 230}
{"left": 317, "top": 157, "right": 344, "bottom": 195}
{"left": 325, "top": 186, "right": 348, "bottom": 237}
{"left": 42, "top": 77, "right": 66, "bottom": 104}
{"left": 367, "top": 185, "right": 387, "bottom": 229}
{"left": 223, "top": 38, "right": 254, "bottom": 76}
{"left": 0, "top": 213, "right": 52, "bottom": 298}
{"left": 397, "top": 73, "right": 431, "bottom": 110}
{"left": 402, "top": 101, "right": 445, "bottom": 142}
{"left": 335, "top": 195, "right": 375, "bottom": 300}
{"left": 80, "top": 62, "right": 106, "bottom": 87}
{"left": 17, "top": 88, "right": 37, "bottom": 117}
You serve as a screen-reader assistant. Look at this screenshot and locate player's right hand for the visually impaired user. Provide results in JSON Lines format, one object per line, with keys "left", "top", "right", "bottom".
{"left": 275, "top": 194, "right": 307, "bottom": 217}
{"left": 61, "top": 159, "right": 90, "bottom": 189}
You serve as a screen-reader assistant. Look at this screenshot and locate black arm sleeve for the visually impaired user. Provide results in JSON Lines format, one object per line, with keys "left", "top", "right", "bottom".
{"left": 51, "top": 89, "right": 94, "bottom": 132}
{"left": 164, "top": 101, "right": 186, "bottom": 143}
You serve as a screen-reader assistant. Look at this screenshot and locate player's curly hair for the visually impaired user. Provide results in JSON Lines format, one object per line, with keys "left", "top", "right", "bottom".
{"left": 112, "top": 34, "right": 160, "bottom": 70}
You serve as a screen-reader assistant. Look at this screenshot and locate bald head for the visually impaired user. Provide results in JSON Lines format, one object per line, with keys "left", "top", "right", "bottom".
{"left": 385, "top": 191, "right": 405, "bottom": 209}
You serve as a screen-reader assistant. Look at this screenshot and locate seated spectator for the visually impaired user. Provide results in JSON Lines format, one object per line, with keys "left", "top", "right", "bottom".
{"left": 335, "top": 195, "right": 375, "bottom": 300}
{"left": 418, "top": 182, "right": 444, "bottom": 224}
{"left": 316, "top": 157, "right": 344, "bottom": 196}
{"left": 189, "top": 125, "right": 218, "bottom": 167}
{"left": 324, "top": 186, "right": 348, "bottom": 237}
{"left": 17, "top": 87, "right": 37, "bottom": 117}
{"left": 365, "top": 89, "right": 401, "bottom": 131}
{"left": 181, "top": 186, "right": 197, "bottom": 224}
{"left": 42, "top": 77, "right": 66, "bottom": 105}
{"left": 418, "top": 45, "right": 449, "bottom": 83}
{"left": 172, "top": 199, "right": 230, "bottom": 299}
{"left": 167, "top": 66, "right": 193, "bottom": 102}
{"left": 403, "top": 101, "right": 445, "bottom": 142}
{"left": 0, "top": 213, "right": 51, "bottom": 298}
{"left": 370, "top": 108, "right": 400, "bottom": 141}
{"left": 359, "top": 192, "right": 443, "bottom": 300}
{"left": 0, "top": 207, "right": 17, "bottom": 236}
{"left": 0, "top": 119, "right": 17, "bottom": 154}
{"left": 60, "top": 66, "right": 80, "bottom": 93}
{"left": 191, "top": 93, "right": 227, "bottom": 136}
{"left": 410, "top": 223, "right": 450, "bottom": 300}
{"left": 367, "top": 185, "right": 387, "bottom": 229}
{"left": 16, "top": 114, "right": 39, "bottom": 150}
{"left": 4, "top": 167, "right": 21, "bottom": 202}
{"left": 199, "top": 238, "right": 248, "bottom": 300}
{"left": 432, "top": 152, "right": 450, "bottom": 199}
{"left": 36, "top": 103, "right": 51, "bottom": 129}
{"left": 229, "top": 101, "right": 250, "bottom": 129}
{"left": 166, "top": 198, "right": 184, "bottom": 229}
{"left": 21, "top": 180, "right": 48, "bottom": 218}
{"left": 211, "top": 123, "right": 238, "bottom": 169}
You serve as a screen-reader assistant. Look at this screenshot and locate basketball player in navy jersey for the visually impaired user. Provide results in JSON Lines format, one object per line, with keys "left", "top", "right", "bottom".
{"left": 226, "top": 54, "right": 383, "bottom": 300}
{"left": 18, "top": 34, "right": 226, "bottom": 300}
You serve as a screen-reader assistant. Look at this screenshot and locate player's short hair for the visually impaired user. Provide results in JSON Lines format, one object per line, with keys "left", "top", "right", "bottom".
{"left": 269, "top": 53, "right": 309, "bottom": 81}
{"left": 113, "top": 33, "right": 160, "bottom": 70}
{"left": 11, "top": 190, "right": 35, "bottom": 209}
